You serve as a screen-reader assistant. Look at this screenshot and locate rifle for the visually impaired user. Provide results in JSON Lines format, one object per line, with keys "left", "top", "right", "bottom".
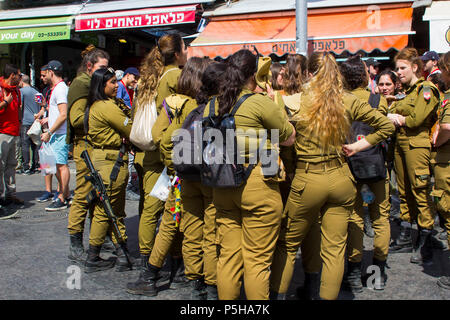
{"left": 81, "top": 149, "right": 132, "bottom": 268}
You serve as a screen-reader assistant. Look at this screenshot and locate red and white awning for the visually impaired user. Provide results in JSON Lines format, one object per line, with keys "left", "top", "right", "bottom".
{"left": 75, "top": 5, "right": 197, "bottom": 32}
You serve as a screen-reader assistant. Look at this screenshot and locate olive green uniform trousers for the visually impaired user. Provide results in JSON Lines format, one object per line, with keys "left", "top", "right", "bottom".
{"left": 134, "top": 151, "right": 165, "bottom": 255}
{"left": 180, "top": 180, "right": 217, "bottom": 285}
{"left": 67, "top": 140, "right": 93, "bottom": 235}
{"left": 213, "top": 167, "right": 283, "bottom": 300}
{"left": 394, "top": 134, "right": 435, "bottom": 230}
{"left": 348, "top": 178, "right": 391, "bottom": 262}
{"left": 271, "top": 161, "right": 356, "bottom": 300}
{"left": 431, "top": 162, "right": 450, "bottom": 245}
{"left": 89, "top": 148, "right": 128, "bottom": 246}
{"left": 148, "top": 189, "right": 183, "bottom": 267}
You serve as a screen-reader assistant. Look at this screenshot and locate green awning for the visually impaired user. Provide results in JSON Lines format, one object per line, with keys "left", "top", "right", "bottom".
{"left": 0, "top": 16, "right": 72, "bottom": 44}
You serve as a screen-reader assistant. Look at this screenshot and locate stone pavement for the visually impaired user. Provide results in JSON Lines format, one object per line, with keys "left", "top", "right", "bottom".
{"left": 0, "top": 160, "right": 449, "bottom": 300}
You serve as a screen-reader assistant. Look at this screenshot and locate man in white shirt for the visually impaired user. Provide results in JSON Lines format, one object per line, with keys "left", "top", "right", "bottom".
{"left": 40, "top": 60, "right": 70, "bottom": 211}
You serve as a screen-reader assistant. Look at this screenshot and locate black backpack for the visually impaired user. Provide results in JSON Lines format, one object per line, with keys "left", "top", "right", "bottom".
{"left": 171, "top": 103, "right": 206, "bottom": 181}
{"left": 200, "top": 94, "right": 256, "bottom": 188}
{"left": 347, "top": 93, "right": 387, "bottom": 184}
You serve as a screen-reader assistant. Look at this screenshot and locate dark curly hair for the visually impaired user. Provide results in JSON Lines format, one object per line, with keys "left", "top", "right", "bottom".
{"left": 217, "top": 49, "right": 257, "bottom": 117}
{"left": 196, "top": 61, "right": 227, "bottom": 105}
{"left": 282, "top": 54, "right": 308, "bottom": 95}
{"left": 339, "top": 55, "right": 368, "bottom": 91}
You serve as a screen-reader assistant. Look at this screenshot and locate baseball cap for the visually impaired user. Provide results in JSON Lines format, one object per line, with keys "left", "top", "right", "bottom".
{"left": 420, "top": 51, "right": 440, "bottom": 61}
{"left": 124, "top": 67, "right": 140, "bottom": 77}
{"left": 365, "top": 58, "right": 381, "bottom": 67}
{"left": 42, "top": 60, "right": 63, "bottom": 72}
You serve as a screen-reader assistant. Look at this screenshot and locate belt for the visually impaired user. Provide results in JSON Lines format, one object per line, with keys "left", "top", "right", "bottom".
{"left": 297, "top": 158, "right": 344, "bottom": 171}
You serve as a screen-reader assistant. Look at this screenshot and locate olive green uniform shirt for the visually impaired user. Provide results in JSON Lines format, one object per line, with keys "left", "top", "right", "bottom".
{"left": 203, "top": 89, "right": 294, "bottom": 162}
{"left": 351, "top": 88, "right": 389, "bottom": 116}
{"left": 392, "top": 78, "right": 440, "bottom": 148}
{"left": 160, "top": 94, "right": 198, "bottom": 174}
{"left": 435, "top": 89, "right": 450, "bottom": 163}
{"left": 88, "top": 98, "right": 133, "bottom": 149}
{"left": 295, "top": 91, "right": 395, "bottom": 163}
{"left": 67, "top": 72, "right": 91, "bottom": 143}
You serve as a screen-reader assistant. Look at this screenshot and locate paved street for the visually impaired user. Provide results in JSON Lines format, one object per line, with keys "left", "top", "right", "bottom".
{"left": 1, "top": 160, "right": 449, "bottom": 301}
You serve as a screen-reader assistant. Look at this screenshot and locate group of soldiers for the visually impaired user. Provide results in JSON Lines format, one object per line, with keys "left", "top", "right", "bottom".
{"left": 63, "top": 34, "right": 450, "bottom": 300}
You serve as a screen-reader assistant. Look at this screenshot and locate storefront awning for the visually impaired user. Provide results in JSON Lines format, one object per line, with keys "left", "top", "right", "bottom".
{"left": 423, "top": 1, "right": 450, "bottom": 54}
{"left": 0, "top": 16, "right": 72, "bottom": 44}
{"left": 75, "top": 5, "right": 197, "bottom": 32}
{"left": 189, "top": 4, "right": 415, "bottom": 58}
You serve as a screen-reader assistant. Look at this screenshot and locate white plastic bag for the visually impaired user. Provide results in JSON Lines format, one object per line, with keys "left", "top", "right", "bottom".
{"left": 27, "top": 119, "right": 42, "bottom": 145}
{"left": 38, "top": 142, "right": 57, "bottom": 176}
{"left": 130, "top": 99, "right": 158, "bottom": 151}
{"left": 150, "top": 167, "right": 171, "bottom": 201}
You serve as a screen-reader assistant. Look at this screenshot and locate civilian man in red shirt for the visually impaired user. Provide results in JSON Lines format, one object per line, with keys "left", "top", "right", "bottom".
{"left": 0, "top": 63, "right": 24, "bottom": 219}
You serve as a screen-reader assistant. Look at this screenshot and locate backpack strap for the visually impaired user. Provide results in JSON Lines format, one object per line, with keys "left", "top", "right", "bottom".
{"left": 229, "top": 93, "right": 255, "bottom": 116}
{"left": 368, "top": 92, "right": 381, "bottom": 109}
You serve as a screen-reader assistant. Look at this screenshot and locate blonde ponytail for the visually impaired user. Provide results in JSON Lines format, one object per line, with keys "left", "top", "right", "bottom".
{"left": 135, "top": 33, "right": 184, "bottom": 110}
{"left": 304, "top": 52, "right": 350, "bottom": 154}
{"left": 135, "top": 46, "right": 164, "bottom": 109}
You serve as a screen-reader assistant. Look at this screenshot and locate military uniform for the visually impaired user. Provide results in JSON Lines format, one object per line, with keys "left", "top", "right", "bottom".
{"left": 346, "top": 88, "right": 391, "bottom": 264}
{"left": 270, "top": 91, "right": 394, "bottom": 300}
{"left": 87, "top": 98, "right": 132, "bottom": 247}
{"left": 204, "top": 89, "right": 293, "bottom": 300}
{"left": 274, "top": 89, "right": 322, "bottom": 296}
{"left": 431, "top": 90, "right": 450, "bottom": 245}
{"left": 133, "top": 65, "right": 181, "bottom": 259}
{"left": 392, "top": 79, "right": 439, "bottom": 232}
{"left": 67, "top": 72, "right": 92, "bottom": 237}
{"left": 160, "top": 94, "right": 218, "bottom": 291}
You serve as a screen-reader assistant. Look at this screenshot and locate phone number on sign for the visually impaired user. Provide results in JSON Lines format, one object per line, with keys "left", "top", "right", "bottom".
{"left": 38, "top": 31, "right": 67, "bottom": 38}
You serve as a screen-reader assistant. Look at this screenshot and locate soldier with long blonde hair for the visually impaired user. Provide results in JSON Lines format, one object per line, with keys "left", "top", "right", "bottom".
{"left": 270, "top": 52, "right": 395, "bottom": 300}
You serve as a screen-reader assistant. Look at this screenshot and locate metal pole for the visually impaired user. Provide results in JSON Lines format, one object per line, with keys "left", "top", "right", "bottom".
{"left": 296, "top": 0, "right": 308, "bottom": 55}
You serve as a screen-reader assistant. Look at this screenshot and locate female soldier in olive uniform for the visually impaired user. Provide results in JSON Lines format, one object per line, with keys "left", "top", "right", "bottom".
{"left": 433, "top": 51, "right": 450, "bottom": 290}
{"left": 206, "top": 50, "right": 296, "bottom": 300}
{"left": 127, "top": 34, "right": 188, "bottom": 296}
{"left": 339, "top": 55, "right": 391, "bottom": 292}
{"left": 66, "top": 46, "right": 109, "bottom": 263}
{"left": 84, "top": 68, "right": 134, "bottom": 273}
{"left": 387, "top": 48, "right": 440, "bottom": 264}
{"left": 159, "top": 58, "right": 219, "bottom": 299}
{"left": 269, "top": 52, "right": 394, "bottom": 300}
{"left": 132, "top": 33, "right": 185, "bottom": 271}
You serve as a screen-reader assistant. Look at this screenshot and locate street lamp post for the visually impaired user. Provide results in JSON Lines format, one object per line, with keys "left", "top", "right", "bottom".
{"left": 296, "top": 0, "right": 308, "bottom": 55}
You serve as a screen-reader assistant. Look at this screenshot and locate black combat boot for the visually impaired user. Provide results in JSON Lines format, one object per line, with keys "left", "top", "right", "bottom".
{"left": 205, "top": 284, "right": 218, "bottom": 300}
{"left": 189, "top": 278, "right": 207, "bottom": 300}
{"left": 101, "top": 235, "right": 117, "bottom": 254}
{"left": 115, "top": 243, "right": 134, "bottom": 272}
{"left": 68, "top": 232, "right": 86, "bottom": 263}
{"left": 126, "top": 263, "right": 160, "bottom": 296}
{"left": 170, "top": 256, "right": 190, "bottom": 289}
{"left": 296, "top": 272, "right": 320, "bottom": 300}
{"left": 372, "top": 258, "right": 388, "bottom": 290}
{"left": 269, "top": 290, "right": 286, "bottom": 300}
{"left": 363, "top": 213, "right": 375, "bottom": 238}
{"left": 84, "top": 244, "right": 115, "bottom": 273}
{"left": 410, "top": 228, "right": 433, "bottom": 264}
{"left": 343, "top": 261, "right": 363, "bottom": 293}
{"left": 389, "top": 221, "right": 413, "bottom": 253}
{"left": 136, "top": 253, "right": 150, "bottom": 271}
